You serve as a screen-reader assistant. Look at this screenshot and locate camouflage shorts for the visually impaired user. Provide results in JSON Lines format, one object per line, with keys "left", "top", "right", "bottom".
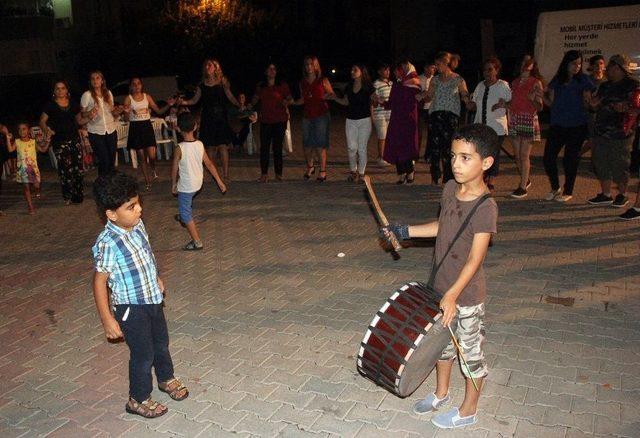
{"left": 440, "top": 303, "right": 487, "bottom": 379}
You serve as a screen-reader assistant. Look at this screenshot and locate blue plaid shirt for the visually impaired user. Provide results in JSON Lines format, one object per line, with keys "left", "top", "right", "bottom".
{"left": 92, "top": 220, "right": 163, "bottom": 305}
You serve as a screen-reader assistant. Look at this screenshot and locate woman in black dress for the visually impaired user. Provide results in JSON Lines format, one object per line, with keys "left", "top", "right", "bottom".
{"left": 179, "top": 58, "right": 240, "bottom": 180}
{"left": 40, "top": 80, "right": 88, "bottom": 204}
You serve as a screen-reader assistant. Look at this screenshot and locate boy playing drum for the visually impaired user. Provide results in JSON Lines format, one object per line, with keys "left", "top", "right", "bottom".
{"left": 382, "top": 124, "right": 499, "bottom": 428}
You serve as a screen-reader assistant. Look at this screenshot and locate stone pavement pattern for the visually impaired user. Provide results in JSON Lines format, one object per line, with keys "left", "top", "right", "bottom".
{"left": 1, "top": 116, "right": 639, "bottom": 437}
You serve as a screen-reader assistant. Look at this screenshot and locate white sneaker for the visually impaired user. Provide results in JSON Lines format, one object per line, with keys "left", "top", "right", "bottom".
{"left": 555, "top": 194, "right": 573, "bottom": 203}
{"left": 413, "top": 392, "right": 450, "bottom": 414}
{"left": 377, "top": 158, "right": 389, "bottom": 166}
{"left": 545, "top": 188, "right": 562, "bottom": 201}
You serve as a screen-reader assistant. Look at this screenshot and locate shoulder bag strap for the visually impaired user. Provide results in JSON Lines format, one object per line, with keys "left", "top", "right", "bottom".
{"left": 428, "top": 193, "right": 491, "bottom": 286}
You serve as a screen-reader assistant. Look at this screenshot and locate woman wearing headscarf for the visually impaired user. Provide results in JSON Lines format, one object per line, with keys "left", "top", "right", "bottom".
{"left": 375, "top": 61, "right": 421, "bottom": 184}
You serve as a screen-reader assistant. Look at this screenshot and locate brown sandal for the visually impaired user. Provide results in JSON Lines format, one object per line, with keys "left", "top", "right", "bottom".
{"left": 159, "top": 378, "right": 189, "bottom": 401}
{"left": 125, "top": 397, "right": 168, "bottom": 418}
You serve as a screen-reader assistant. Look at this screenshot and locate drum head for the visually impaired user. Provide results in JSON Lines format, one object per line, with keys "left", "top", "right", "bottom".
{"left": 396, "top": 318, "right": 456, "bottom": 397}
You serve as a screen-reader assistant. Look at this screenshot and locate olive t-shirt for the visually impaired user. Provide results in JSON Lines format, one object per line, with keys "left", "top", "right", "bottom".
{"left": 432, "top": 180, "right": 498, "bottom": 306}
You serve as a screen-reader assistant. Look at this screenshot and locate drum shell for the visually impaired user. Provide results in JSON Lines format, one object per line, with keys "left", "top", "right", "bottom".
{"left": 357, "top": 282, "right": 456, "bottom": 398}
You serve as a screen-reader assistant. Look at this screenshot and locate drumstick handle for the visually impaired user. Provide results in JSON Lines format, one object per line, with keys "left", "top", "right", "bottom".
{"left": 363, "top": 176, "right": 402, "bottom": 252}
{"left": 447, "top": 325, "right": 479, "bottom": 391}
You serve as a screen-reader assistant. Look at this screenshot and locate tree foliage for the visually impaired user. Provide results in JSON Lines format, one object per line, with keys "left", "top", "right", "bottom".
{"left": 161, "top": 0, "right": 277, "bottom": 52}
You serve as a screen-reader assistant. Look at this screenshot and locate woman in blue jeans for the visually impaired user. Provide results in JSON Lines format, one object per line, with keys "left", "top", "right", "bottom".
{"left": 542, "top": 50, "right": 595, "bottom": 202}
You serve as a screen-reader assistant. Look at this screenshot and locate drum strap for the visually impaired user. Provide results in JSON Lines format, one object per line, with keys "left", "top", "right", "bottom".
{"left": 427, "top": 194, "right": 491, "bottom": 287}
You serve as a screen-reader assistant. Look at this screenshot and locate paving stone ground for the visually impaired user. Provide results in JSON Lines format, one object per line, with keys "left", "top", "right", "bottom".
{"left": 1, "top": 114, "right": 639, "bottom": 437}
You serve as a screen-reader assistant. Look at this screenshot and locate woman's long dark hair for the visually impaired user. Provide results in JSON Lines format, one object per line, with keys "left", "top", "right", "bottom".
{"left": 551, "top": 50, "right": 583, "bottom": 85}
{"left": 351, "top": 64, "right": 372, "bottom": 90}
{"left": 260, "top": 62, "right": 283, "bottom": 88}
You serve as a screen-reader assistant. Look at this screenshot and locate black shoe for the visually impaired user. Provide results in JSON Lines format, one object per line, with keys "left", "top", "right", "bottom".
{"left": 183, "top": 240, "right": 203, "bottom": 251}
{"left": 587, "top": 193, "right": 613, "bottom": 205}
{"left": 619, "top": 208, "right": 640, "bottom": 220}
{"left": 510, "top": 187, "right": 528, "bottom": 199}
{"left": 612, "top": 194, "right": 629, "bottom": 208}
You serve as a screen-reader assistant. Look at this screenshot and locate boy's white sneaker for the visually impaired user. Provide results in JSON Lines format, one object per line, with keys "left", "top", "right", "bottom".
{"left": 431, "top": 407, "right": 478, "bottom": 429}
{"left": 412, "top": 392, "right": 450, "bottom": 414}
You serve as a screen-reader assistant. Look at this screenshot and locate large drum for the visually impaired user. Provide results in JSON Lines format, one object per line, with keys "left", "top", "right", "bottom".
{"left": 356, "top": 281, "right": 455, "bottom": 397}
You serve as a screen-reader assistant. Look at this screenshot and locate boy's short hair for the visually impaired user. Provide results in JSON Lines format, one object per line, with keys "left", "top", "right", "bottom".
{"left": 177, "top": 112, "right": 197, "bottom": 133}
{"left": 452, "top": 124, "right": 499, "bottom": 159}
{"left": 93, "top": 171, "right": 138, "bottom": 219}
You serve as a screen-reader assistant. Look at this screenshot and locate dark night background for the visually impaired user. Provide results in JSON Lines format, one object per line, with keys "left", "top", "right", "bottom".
{"left": 0, "top": 0, "right": 637, "bottom": 123}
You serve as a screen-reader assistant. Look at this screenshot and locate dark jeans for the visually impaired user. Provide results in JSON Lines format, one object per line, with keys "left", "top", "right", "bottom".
{"left": 231, "top": 121, "right": 250, "bottom": 147}
{"left": 486, "top": 135, "right": 504, "bottom": 178}
{"left": 89, "top": 131, "right": 117, "bottom": 176}
{"left": 543, "top": 125, "right": 586, "bottom": 195}
{"left": 396, "top": 159, "right": 414, "bottom": 175}
{"left": 427, "top": 111, "right": 458, "bottom": 183}
{"left": 260, "top": 122, "right": 286, "bottom": 176}
{"left": 114, "top": 304, "right": 174, "bottom": 403}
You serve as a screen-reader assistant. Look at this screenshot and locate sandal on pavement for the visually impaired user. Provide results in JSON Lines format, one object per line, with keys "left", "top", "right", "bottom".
{"left": 317, "top": 169, "right": 327, "bottom": 182}
{"left": 125, "top": 397, "right": 168, "bottom": 419}
{"left": 183, "top": 240, "right": 203, "bottom": 251}
{"left": 304, "top": 165, "right": 315, "bottom": 180}
{"left": 406, "top": 172, "right": 415, "bottom": 184}
{"left": 159, "top": 378, "right": 189, "bottom": 401}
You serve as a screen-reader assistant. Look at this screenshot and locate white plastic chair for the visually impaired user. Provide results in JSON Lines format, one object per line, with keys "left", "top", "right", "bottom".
{"left": 152, "top": 118, "right": 175, "bottom": 160}
{"left": 115, "top": 123, "right": 134, "bottom": 167}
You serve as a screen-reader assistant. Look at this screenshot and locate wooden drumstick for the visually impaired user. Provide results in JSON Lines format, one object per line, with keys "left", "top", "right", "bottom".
{"left": 447, "top": 325, "right": 479, "bottom": 391}
{"left": 363, "top": 175, "right": 402, "bottom": 253}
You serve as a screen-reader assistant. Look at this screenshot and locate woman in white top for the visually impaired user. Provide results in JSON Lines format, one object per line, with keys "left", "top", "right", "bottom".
{"left": 466, "top": 57, "right": 511, "bottom": 189}
{"left": 78, "top": 71, "right": 124, "bottom": 175}
{"left": 124, "top": 77, "right": 174, "bottom": 190}
{"left": 371, "top": 63, "right": 393, "bottom": 166}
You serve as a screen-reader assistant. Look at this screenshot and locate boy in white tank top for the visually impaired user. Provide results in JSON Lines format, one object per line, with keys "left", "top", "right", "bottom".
{"left": 171, "top": 113, "right": 226, "bottom": 250}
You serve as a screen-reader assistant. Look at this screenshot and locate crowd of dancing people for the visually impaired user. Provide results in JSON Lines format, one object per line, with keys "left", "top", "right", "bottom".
{"left": 0, "top": 50, "right": 639, "bottom": 219}
{"left": 0, "top": 49, "right": 638, "bottom": 424}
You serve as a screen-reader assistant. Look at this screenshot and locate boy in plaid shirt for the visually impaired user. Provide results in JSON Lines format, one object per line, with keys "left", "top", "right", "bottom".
{"left": 92, "top": 171, "right": 188, "bottom": 418}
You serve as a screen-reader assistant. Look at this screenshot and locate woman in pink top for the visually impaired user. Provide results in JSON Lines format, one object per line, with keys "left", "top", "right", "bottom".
{"left": 496, "top": 55, "right": 544, "bottom": 198}
{"left": 293, "top": 56, "right": 334, "bottom": 182}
